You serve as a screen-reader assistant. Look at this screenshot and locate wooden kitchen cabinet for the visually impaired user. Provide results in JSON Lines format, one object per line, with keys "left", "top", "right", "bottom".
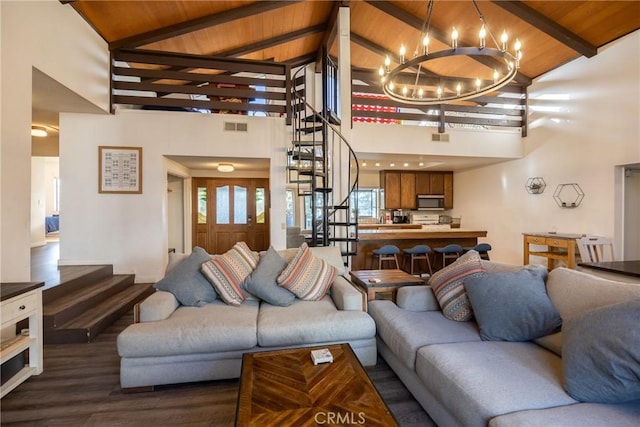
{"left": 382, "top": 170, "right": 453, "bottom": 209}
{"left": 381, "top": 171, "right": 401, "bottom": 209}
{"left": 400, "top": 172, "right": 416, "bottom": 209}
{"left": 443, "top": 172, "right": 453, "bottom": 209}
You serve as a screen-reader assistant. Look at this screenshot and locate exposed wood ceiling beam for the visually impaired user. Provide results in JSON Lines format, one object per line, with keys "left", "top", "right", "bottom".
{"left": 219, "top": 23, "right": 327, "bottom": 58}
{"left": 493, "top": 0, "right": 597, "bottom": 58}
{"left": 287, "top": 53, "right": 317, "bottom": 68}
{"left": 109, "top": 0, "right": 302, "bottom": 51}
{"left": 364, "top": 0, "right": 531, "bottom": 86}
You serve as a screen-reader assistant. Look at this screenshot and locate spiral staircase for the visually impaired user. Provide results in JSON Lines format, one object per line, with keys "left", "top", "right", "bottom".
{"left": 287, "top": 64, "right": 359, "bottom": 266}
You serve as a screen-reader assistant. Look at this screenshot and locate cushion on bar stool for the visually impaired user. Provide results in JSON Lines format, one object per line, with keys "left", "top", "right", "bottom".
{"left": 434, "top": 244, "right": 463, "bottom": 267}
{"left": 403, "top": 245, "right": 433, "bottom": 276}
{"left": 371, "top": 245, "right": 400, "bottom": 269}
{"left": 464, "top": 243, "right": 492, "bottom": 260}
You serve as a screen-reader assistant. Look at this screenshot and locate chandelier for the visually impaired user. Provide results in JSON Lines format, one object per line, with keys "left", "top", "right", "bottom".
{"left": 379, "top": 0, "right": 523, "bottom": 106}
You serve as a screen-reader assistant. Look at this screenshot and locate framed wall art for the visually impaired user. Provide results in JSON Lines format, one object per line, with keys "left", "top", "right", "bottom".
{"left": 98, "top": 146, "right": 142, "bottom": 194}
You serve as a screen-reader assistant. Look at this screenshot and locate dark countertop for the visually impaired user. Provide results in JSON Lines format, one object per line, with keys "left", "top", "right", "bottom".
{"left": 1, "top": 282, "right": 45, "bottom": 302}
{"left": 578, "top": 261, "right": 640, "bottom": 279}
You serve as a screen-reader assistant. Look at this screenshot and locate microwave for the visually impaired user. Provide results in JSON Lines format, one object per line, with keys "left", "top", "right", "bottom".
{"left": 417, "top": 195, "right": 445, "bottom": 210}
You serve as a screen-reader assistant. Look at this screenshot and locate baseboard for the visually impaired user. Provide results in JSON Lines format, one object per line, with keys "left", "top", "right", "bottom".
{"left": 58, "top": 259, "right": 112, "bottom": 266}
{"left": 31, "top": 240, "right": 47, "bottom": 248}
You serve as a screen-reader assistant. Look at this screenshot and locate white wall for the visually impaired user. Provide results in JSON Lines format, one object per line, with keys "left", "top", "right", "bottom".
{"left": 453, "top": 32, "right": 640, "bottom": 265}
{"left": 1, "top": 0, "right": 109, "bottom": 281}
{"left": 60, "top": 110, "right": 288, "bottom": 282}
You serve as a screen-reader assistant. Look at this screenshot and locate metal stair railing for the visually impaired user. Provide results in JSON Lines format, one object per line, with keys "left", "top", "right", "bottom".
{"left": 288, "top": 66, "right": 359, "bottom": 264}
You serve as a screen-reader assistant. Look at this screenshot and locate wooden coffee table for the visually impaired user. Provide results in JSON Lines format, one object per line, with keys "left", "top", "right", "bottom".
{"left": 349, "top": 269, "right": 425, "bottom": 307}
{"left": 235, "top": 344, "right": 397, "bottom": 426}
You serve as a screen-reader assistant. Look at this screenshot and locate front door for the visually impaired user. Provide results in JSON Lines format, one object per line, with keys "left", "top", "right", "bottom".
{"left": 193, "top": 178, "right": 269, "bottom": 254}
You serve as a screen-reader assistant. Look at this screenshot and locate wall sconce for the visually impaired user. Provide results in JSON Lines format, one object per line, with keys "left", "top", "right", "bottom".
{"left": 217, "top": 163, "right": 234, "bottom": 172}
{"left": 31, "top": 126, "right": 48, "bottom": 137}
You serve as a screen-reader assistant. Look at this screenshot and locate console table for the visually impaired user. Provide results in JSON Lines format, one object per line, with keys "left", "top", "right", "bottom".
{"left": 1, "top": 282, "right": 44, "bottom": 398}
{"left": 523, "top": 232, "right": 581, "bottom": 270}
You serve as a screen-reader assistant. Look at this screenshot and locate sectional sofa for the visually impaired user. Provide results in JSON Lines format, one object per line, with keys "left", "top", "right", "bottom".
{"left": 368, "top": 254, "right": 640, "bottom": 426}
{"left": 117, "top": 244, "right": 375, "bottom": 389}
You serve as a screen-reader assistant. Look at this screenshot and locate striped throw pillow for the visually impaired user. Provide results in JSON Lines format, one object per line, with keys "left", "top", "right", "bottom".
{"left": 428, "top": 250, "right": 485, "bottom": 321}
{"left": 201, "top": 242, "right": 259, "bottom": 306}
{"left": 277, "top": 243, "right": 337, "bottom": 301}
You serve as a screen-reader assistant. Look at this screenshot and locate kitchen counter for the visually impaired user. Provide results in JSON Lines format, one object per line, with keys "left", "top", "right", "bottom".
{"left": 353, "top": 228, "right": 487, "bottom": 271}
{"left": 358, "top": 224, "right": 422, "bottom": 230}
{"left": 578, "top": 260, "right": 640, "bottom": 284}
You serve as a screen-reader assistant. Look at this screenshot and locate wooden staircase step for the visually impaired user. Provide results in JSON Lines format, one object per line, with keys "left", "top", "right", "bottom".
{"left": 43, "top": 274, "right": 134, "bottom": 329}
{"left": 42, "top": 265, "right": 113, "bottom": 304}
{"left": 44, "top": 283, "right": 154, "bottom": 344}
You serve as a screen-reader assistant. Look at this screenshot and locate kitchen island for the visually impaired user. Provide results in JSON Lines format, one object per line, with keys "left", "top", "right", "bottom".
{"left": 353, "top": 227, "right": 487, "bottom": 271}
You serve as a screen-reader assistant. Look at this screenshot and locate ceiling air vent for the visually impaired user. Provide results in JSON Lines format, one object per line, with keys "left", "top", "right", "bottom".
{"left": 431, "top": 133, "right": 450, "bottom": 142}
{"left": 224, "top": 121, "right": 248, "bottom": 132}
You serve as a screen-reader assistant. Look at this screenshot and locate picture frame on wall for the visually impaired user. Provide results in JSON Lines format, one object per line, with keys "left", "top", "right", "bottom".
{"left": 98, "top": 146, "right": 142, "bottom": 194}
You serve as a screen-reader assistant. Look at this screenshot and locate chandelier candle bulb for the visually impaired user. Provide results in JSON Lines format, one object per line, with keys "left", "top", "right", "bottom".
{"left": 501, "top": 30, "right": 508, "bottom": 51}
{"left": 402, "top": 86, "right": 408, "bottom": 96}
{"left": 423, "top": 34, "right": 430, "bottom": 55}
{"left": 418, "top": 88, "right": 424, "bottom": 98}
{"left": 400, "top": 45, "right": 406, "bottom": 64}
{"left": 493, "top": 69, "right": 499, "bottom": 83}
{"left": 456, "top": 83, "right": 462, "bottom": 96}
{"left": 451, "top": 27, "right": 458, "bottom": 48}
{"left": 384, "top": 55, "right": 390, "bottom": 72}
{"left": 479, "top": 25, "right": 486, "bottom": 49}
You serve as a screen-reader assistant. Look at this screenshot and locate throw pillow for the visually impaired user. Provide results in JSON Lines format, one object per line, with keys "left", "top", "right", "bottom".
{"left": 154, "top": 246, "right": 217, "bottom": 307}
{"left": 427, "top": 250, "right": 485, "bottom": 321}
{"left": 244, "top": 246, "right": 296, "bottom": 306}
{"left": 277, "top": 242, "right": 337, "bottom": 301}
{"left": 201, "top": 241, "right": 259, "bottom": 306}
{"left": 563, "top": 299, "right": 640, "bottom": 403}
{"left": 464, "top": 266, "right": 562, "bottom": 341}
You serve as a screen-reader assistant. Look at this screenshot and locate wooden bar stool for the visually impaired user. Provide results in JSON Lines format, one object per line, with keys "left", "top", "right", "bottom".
{"left": 434, "top": 244, "right": 463, "bottom": 268}
{"left": 371, "top": 245, "right": 400, "bottom": 269}
{"left": 403, "top": 245, "right": 433, "bottom": 277}
{"left": 463, "top": 243, "right": 492, "bottom": 260}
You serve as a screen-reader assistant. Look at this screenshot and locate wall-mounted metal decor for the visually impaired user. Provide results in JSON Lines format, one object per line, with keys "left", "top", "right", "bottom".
{"left": 553, "top": 183, "right": 584, "bottom": 208}
{"left": 525, "top": 177, "right": 546, "bottom": 194}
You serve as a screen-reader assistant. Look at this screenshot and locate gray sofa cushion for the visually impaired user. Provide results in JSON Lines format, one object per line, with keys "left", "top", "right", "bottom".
{"left": 563, "top": 299, "right": 640, "bottom": 403}
{"left": 257, "top": 297, "right": 375, "bottom": 347}
{"left": 368, "top": 299, "right": 481, "bottom": 369}
{"left": 117, "top": 300, "right": 260, "bottom": 357}
{"left": 464, "top": 266, "right": 561, "bottom": 341}
{"left": 244, "top": 246, "right": 295, "bottom": 306}
{"left": 547, "top": 267, "right": 640, "bottom": 320}
{"left": 489, "top": 401, "right": 640, "bottom": 427}
{"left": 415, "top": 341, "right": 577, "bottom": 427}
{"left": 154, "top": 246, "right": 217, "bottom": 307}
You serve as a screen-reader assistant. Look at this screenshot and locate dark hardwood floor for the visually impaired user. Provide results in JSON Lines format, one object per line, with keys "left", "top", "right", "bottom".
{"left": 13, "top": 240, "right": 435, "bottom": 426}
{"left": 0, "top": 310, "right": 435, "bottom": 426}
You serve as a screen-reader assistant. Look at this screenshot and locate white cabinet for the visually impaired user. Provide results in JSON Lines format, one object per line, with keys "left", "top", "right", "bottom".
{"left": 1, "top": 283, "right": 44, "bottom": 398}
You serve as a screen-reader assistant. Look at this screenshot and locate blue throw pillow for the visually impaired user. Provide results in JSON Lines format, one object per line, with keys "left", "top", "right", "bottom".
{"left": 154, "top": 247, "right": 217, "bottom": 307}
{"left": 563, "top": 299, "right": 640, "bottom": 403}
{"left": 244, "top": 246, "right": 295, "bottom": 306}
{"left": 464, "top": 266, "right": 561, "bottom": 341}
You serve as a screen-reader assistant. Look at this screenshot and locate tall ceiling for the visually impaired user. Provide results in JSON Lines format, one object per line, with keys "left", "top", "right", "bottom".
{"left": 68, "top": 0, "right": 639, "bottom": 82}
{"left": 37, "top": 1, "right": 638, "bottom": 170}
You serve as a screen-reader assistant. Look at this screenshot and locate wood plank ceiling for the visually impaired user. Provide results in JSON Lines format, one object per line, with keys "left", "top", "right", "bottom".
{"left": 67, "top": 0, "right": 640, "bottom": 87}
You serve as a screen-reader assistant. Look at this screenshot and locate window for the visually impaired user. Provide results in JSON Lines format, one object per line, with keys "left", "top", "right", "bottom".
{"left": 303, "top": 193, "right": 324, "bottom": 230}
{"left": 350, "top": 188, "right": 380, "bottom": 219}
{"left": 286, "top": 189, "right": 295, "bottom": 227}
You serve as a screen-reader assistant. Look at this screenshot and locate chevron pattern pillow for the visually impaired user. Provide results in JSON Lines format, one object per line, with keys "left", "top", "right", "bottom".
{"left": 201, "top": 241, "right": 259, "bottom": 306}
{"left": 428, "top": 250, "right": 485, "bottom": 321}
{"left": 277, "top": 243, "right": 337, "bottom": 301}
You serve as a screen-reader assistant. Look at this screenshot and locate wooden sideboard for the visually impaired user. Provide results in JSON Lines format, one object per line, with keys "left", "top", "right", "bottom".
{"left": 1, "top": 282, "right": 44, "bottom": 398}
{"left": 523, "top": 232, "right": 582, "bottom": 270}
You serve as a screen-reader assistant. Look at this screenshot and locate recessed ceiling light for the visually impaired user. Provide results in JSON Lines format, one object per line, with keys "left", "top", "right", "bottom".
{"left": 375, "top": 162, "right": 380, "bottom": 167}
{"left": 31, "top": 126, "right": 48, "bottom": 137}
{"left": 217, "top": 163, "right": 234, "bottom": 172}
{"left": 419, "top": 162, "right": 425, "bottom": 167}
{"left": 390, "top": 162, "right": 395, "bottom": 167}
{"left": 362, "top": 161, "right": 367, "bottom": 167}
{"left": 403, "top": 162, "right": 409, "bottom": 167}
